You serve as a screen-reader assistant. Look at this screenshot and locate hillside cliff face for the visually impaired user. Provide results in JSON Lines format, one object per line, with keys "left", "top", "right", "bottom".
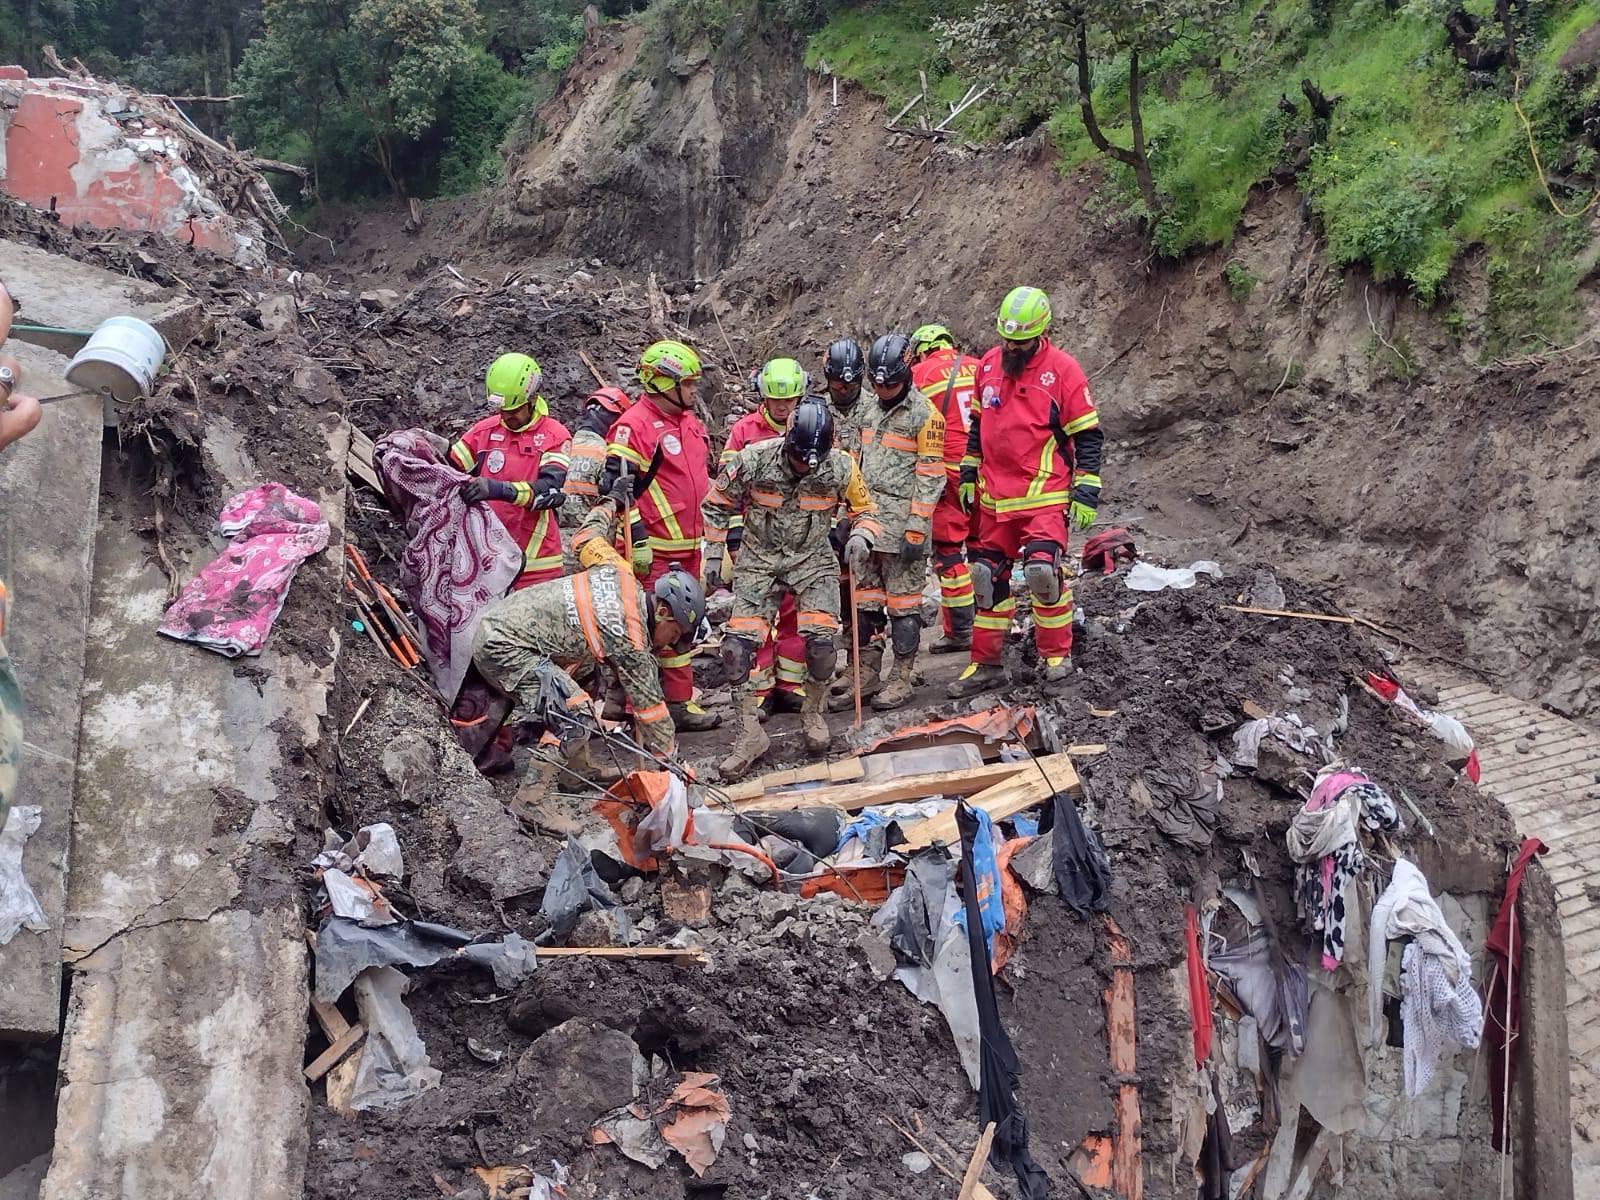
{"left": 493, "top": 21, "right": 1600, "bottom": 717}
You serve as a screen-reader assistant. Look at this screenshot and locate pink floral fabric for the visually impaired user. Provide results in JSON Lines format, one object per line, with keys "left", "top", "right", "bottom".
{"left": 158, "top": 483, "right": 329, "bottom": 657}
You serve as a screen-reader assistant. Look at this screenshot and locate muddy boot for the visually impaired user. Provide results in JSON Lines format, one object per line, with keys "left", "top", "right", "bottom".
{"left": 872, "top": 651, "right": 917, "bottom": 711}
{"left": 829, "top": 640, "right": 883, "bottom": 711}
{"left": 929, "top": 604, "right": 974, "bottom": 655}
{"left": 800, "top": 679, "right": 831, "bottom": 754}
{"left": 948, "top": 661, "right": 1008, "bottom": 699}
{"left": 1041, "top": 655, "right": 1072, "bottom": 685}
{"left": 719, "top": 693, "right": 770, "bottom": 776}
{"left": 669, "top": 699, "right": 722, "bottom": 732}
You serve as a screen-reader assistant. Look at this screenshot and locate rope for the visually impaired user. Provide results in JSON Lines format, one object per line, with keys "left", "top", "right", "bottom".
{"left": 1511, "top": 72, "right": 1600, "bottom": 219}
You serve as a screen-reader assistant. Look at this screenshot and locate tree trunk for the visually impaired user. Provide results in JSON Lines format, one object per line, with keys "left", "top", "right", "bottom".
{"left": 373, "top": 134, "right": 404, "bottom": 199}
{"left": 1126, "top": 49, "right": 1159, "bottom": 217}
{"left": 1075, "top": 25, "right": 1159, "bottom": 217}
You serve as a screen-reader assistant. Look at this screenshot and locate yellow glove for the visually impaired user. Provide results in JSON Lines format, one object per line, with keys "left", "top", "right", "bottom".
{"left": 1069, "top": 499, "right": 1097, "bottom": 532}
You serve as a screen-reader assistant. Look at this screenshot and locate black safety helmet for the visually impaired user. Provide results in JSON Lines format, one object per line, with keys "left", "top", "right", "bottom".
{"left": 823, "top": 338, "right": 865, "bottom": 384}
{"left": 868, "top": 333, "right": 912, "bottom": 388}
{"left": 783, "top": 398, "right": 835, "bottom": 471}
{"left": 653, "top": 566, "right": 708, "bottom": 643}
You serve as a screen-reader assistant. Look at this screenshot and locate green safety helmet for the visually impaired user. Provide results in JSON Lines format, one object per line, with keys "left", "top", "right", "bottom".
{"left": 910, "top": 323, "right": 955, "bottom": 358}
{"left": 638, "top": 340, "right": 703, "bottom": 394}
{"left": 486, "top": 352, "right": 541, "bottom": 410}
{"left": 996, "top": 287, "right": 1051, "bottom": 341}
{"left": 757, "top": 357, "right": 808, "bottom": 401}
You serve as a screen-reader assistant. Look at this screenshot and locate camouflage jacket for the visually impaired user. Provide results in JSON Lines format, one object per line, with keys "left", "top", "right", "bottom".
{"left": 825, "top": 392, "right": 867, "bottom": 464}
{"left": 857, "top": 385, "right": 946, "bottom": 545}
{"left": 475, "top": 501, "right": 674, "bottom": 754}
{"left": 704, "top": 442, "right": 881, "bottom": 577}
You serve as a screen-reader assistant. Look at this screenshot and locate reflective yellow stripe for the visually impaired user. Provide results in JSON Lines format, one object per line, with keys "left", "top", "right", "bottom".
{"left": 610, "top": 443, "right": 649, "bottom": 469}
{"left": 974, "top": 613, "right": 1013, "bottom": 630}
{"left": 657, "top": 650, "right": 693, "bottom": 668}
{"left": 1061, "top": 411, "right": 1100, "bottom": 436}
{"left": 523, "top": 511, "right": 556, "bottom": 570}
{"left": 1026, "top": 438, "right": 1056, "bottom": 499}
{"left": 719, "top": 447, "right": 738, "bottom": 464}
{"left": 541, "top": 451, "right": 571, "bottom": 469}
{"left": 1074, "top": 472, "right": 1102, "bottom": 488}
{"left": 981, "top": 490, "right": 1071, "bottom": 514}
{"left": 646, "top": 479, "right": 686, "bottom": 542}
{"left": 960, "top": 454, "right": 980, "bottom": 469}
{"left": 509, "top": 481, "right": 534, "bottom": 507}
{"left": 1033, "top": 606, "right": 1073, "bottom": 629}
{"left": 646, "top": 535, "right": 699, "bottom": 552}
{"left": 449, "top": 441, "right": 475, "bottom": 471}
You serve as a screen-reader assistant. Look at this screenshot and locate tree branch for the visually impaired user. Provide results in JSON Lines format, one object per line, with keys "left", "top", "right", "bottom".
{"left": 1075, "top": 22, "right": 1138, "bottom": 168}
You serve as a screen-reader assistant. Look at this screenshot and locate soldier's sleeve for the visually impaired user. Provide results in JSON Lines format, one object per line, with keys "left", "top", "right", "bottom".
{"left": 572, "top": 498, "right": 630, "bottom": 572}
{"left": 565, "top": 429, "right": 606, "bottom": 499}
{"left": 717, "top": 432, "right": 746, "bottom": 546}
{"left": 617, "top": 646, "right": 677, "bottom": 757}
{"left": 841, "top": 458, "right": 882, "bottom": 547}
{"left": 702, "top": 447, "right": 750, "bottom": 547}
{"left": 906, "top": 401, "right": 946, "bottom": 544}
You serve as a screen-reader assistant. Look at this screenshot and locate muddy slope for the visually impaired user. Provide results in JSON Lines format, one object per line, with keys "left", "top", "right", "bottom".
{"left": 487, "top": 38, "right": 1600, "bottom": 719}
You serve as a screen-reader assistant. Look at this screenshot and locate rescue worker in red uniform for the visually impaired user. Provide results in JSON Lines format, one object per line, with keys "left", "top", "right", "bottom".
{"left": 720, "top": 358, "right": 808, "bottom": 717}
{"left": 599, "top": 339, "right": 721, "bottom": 731}
{"left": 950, "top": 287, "right": 1104, "bottom": 697}
{"left": 451, "top": 353, "right": 572, "bottom": 590}
{"left": 909, "top": 324, "right": 980, "bottom": 655}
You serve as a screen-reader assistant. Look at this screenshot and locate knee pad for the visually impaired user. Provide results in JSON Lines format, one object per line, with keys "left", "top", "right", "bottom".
{"left": 890, "top": 615, "right": 921, "bottom": 658}
{"left": 933, "top": 547, "right": 965, "bottom": 573}
{"left": 1024, "top": 560, "right": 1062, "bottom": 605}
{"left": 969, "top": 550, "right": 1011, "bottom": 610}
{"left": 804, "top": 635, "right": 837, "bottom": 681}
{"left": 720, "top": 635, "right": 758, "bottom": 684}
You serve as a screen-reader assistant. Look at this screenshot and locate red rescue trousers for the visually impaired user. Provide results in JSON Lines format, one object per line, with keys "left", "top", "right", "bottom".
{"left": 753, "top": 595, "right": 804, "bottom": 699}
{"left": 930, "top": 484, "right": 973, "bottom": 636}
{"left": 968, "top": 505, "right": 1075, "bottom": 664}
{"left": 640, "top": 548, "right": 700, "bottom": 702}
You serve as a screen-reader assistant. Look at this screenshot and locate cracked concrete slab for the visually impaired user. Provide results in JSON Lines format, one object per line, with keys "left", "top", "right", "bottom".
{"left": 40, "top": 417, "right": 345, "bottom": 1198}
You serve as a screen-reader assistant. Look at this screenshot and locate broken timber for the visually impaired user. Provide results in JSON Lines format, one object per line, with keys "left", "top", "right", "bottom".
{"left": 738, "top": 752, "right": 1080, "bottom": 817}
{"left": 893, "top": 754, "right": 1081, "bottom": 850}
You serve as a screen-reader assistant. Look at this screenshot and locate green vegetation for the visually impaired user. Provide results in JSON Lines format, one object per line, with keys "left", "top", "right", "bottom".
{"left": 1223, "top": 261, "right": 1259, "bottom": 300}
{"left": 809, "top": 0, "right": 1600, "bottom": 349}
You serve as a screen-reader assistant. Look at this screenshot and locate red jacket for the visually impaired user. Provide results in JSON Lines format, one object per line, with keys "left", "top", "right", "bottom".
{"left": 450, "top": 408, "right": 572, "bottom": 574}
{"left": 606, "top": 394, "right": 711, "bottom": 553}
{"left": 966, "top": 337, "right": 1100, "bottom": 518}
{"left": 720, "top": 404, "right": 786, "bottom": 463}
{"left": 912, "top": 347, "right": 979, "bottom": 474}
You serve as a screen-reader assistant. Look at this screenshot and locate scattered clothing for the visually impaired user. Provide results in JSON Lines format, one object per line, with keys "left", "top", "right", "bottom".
{"left": 1364, "top": 672, "right": 1481, "bottom": 782}
{"left": 1210, "top": 928, "right": 1307, "bottom": 1055}
{"left": 1401, "top": 939, "right": 1481, "bottom": 1097}
{"left": 1487, "top": 836, "right": 1547, "bottom": 1151}
{"left": 952, "top": 805, "right": 1006, "bottom": 958}
{"left": 0, "top": 805, "right": 46, "bottom": 944}
{"left": 1366, "top": 857, "right": 1470, "bottom": 1050}
{"left": 1134, "top": 764, "right": 1220, "bottom": 850}
{"left": 955, "top": 803, "right": 1050, "bottom": 1200}
{"left": 375, "top": 428, "right": 522, "bottom": 702}
{"left": 1230, "top": 712, "right": 1334, "bottom": 769}
{"left": 1045, "top": 789, "right": 1112, "bottom": 917}
{"left": 157, "top": 482, "right": 329, "bottom": 657}
{"left": 1286, "top": 766, "right": 1401, "bottom": 969}
{"left": 1080, "top": 527, "right": 1137, "bottom": 574}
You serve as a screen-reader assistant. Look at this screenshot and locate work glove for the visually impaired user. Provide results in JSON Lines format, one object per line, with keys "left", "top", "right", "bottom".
{"left": 957, "top": 464, "right": 977, "bottom": 514}
{"left": 898, "top": 533, "right": 928, "bottom": 563}
{"left": 704, "top": 549, "right": 729, "bottom": 592}
{"left": 1069, "top": 498, "right": 1097, "bottom": 532}
{"left": 461, "top": 478, "right": 514, "bottom": 504}
{"left": 606, "top": 472, "right": 635, "bottom": 510}
{"left": 531, "top": 485, "right": 566, "bottom": 512}
{"left": 630, "top": 538, "right": 654, "bottom": 577}
{"left": 829, "top": 520, "right": 851, "bottom": 560}
{"left": 844, "top": 531, "right": 873, "bottom": 579}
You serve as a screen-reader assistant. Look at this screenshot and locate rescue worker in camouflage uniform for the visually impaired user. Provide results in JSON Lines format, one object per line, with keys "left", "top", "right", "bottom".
{"left": 563, "top": 385, "right": 632, "bottom": 502}
{"left": 828, "top": 333, "right": 946, "bottom": 713}
{"left": 705, "top": 398, "right": 880, "bottom": 775}
{"left": 471, "top": 480, "right": 708, "bottom": 775}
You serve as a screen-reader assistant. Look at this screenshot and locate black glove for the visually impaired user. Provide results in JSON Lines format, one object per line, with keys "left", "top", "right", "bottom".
{"left": 829, "top": 520, "right": 851, "bottom": 560}
{"left": 898, "top": 533, "right": 929, "bottom": 563}
{"left": 726, "top": 526, "right": 744, "bottom": 557}
{"left": 531, "top": 486, "right": 566, "bottom": 512}
{"left": 461, "top": 478, "right": 514, "bottom": 504}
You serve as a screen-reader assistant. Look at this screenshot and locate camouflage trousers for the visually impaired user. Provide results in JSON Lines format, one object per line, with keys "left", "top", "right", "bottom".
{"left": 726, "top": 552, "right": 840, "bottom": 700}
{"left": 851, "top": 549, "right": 929, "bottom": 619}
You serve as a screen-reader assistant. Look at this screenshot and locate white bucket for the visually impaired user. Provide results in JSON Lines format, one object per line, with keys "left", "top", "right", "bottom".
{"left": 65, "top": 316, "right": 167, "bottom": 402}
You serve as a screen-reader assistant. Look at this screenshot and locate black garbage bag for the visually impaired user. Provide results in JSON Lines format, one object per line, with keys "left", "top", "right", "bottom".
{"left": 734, "top": 807, "right": 844, "bottom": 860}
{"left": 1040, "top": 789, "right": 1112, "bottom": 917}
{"left": 538, "top": 835, "right": 631, "bottom": 943}
{"left": 890, "top": 852, "right": 955, "bottom": 968}
{"left": 955, "top": 802, "right": 1050, "bottom": 1200}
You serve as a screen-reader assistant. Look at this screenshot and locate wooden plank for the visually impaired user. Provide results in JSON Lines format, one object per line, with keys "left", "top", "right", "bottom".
{"left": 738, "top": 758, "right": 1040, "bottom": 814}
{"left": 304, "top": 1023, "right": 366, "bottom": 1082}
{"left": 310, "top": 995, "right": 352, "bottom": 1042}
{"left": 346, "top": 425, "right": 383, "bottom": 491}
{"left": 535, "top": 946, "right": 708, "bottom": 964}
{"left": 723, "top": 756, "right": 865, "bottom": 803}
{"left": 957, "top": 1123, "right": 996, "bottom": 1200}
{"left": 1221, "top": 604, "right": 1354, "bottom": 624}
{"left": 893, "top": 755, "right": 1080, "bottom": 850}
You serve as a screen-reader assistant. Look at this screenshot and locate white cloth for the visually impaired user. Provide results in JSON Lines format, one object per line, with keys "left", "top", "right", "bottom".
{"left": 1285, "top": 794, "right": 1357, "bottom": 863}
{"left": 1366, "top": 858, "right": 1465, "bottom": 1049}
{"left": 1231, "top": 713, "right": 1335, "bottom": 768}
{"left": 1401, "top": 940, "right": 1481, "bottom": 1097}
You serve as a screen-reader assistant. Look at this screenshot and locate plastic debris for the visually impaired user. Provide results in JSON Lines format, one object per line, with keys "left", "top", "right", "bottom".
{"left": 0, "top": 805, "right": 47, "bottom": 944}
{"left": 539, "top": 836, "right": 632, "bottom": 944}
{"left": 592, "top": 1071, "right": 731, "bottom": 1177}
{"left": 320, "top": 867, "right": 397, "bottom": 925}
{"left": 347, "top": 965, "right": 441, "bottom": 1110}
{"left": 313, "top": 916, "right": 534, "bottom": 1003}
{"left": 1124, "top": 559, "right": 1222, "bottom": 591}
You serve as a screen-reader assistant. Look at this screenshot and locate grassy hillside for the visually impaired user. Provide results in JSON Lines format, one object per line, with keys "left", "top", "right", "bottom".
{"left": 806, "top": 0, "right": 1600, "bottom": 351}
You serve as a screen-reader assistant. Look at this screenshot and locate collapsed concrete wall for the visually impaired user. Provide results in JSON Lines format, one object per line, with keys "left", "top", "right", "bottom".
{"left": 0, "top": 68, "right": 280, "bottom": 265}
